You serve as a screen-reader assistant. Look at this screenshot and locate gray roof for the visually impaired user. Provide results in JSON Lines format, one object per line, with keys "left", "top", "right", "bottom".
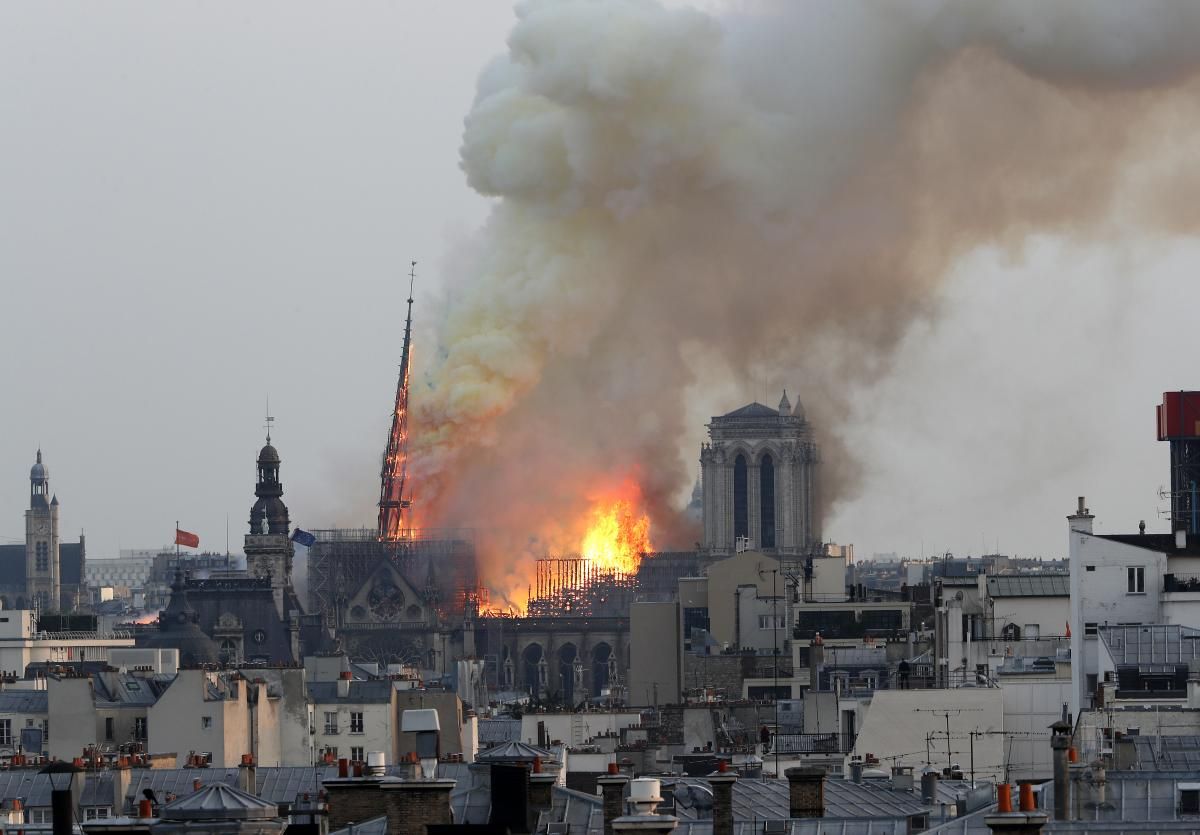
{"left": 1099, "top": 624, "right": 1200, "bottom": 667}
{"left": 479, "top": 718, "right": 521, "bottom": 745}
{"left": 329, "top": 816, "right": 388, "bottom": 835}
{"left": 0, "top": 690, "right": 47, "bottom": 713}
{"left": 672, "top": 777, "right": 929, "bottom": 822}
{"left": 985, "top": 574, "right": 1069, "bottom": 598}
{"left": 0, "top": 770, "right": 52, "bottom": 807}
{"left": 160, "top": 783, "right": 278, "bottom": 820}
{"left": 308, "top": 680, "right": 394, "bottom": 704}
{"left": 93, "top": 673, "right": 172, "bottom": 707}
{"left": 1130, "top": 735, "right": 1200, "bottom": 770}
{"left": 476, "top": 740, "right": 553, "bottom": 762}
{"left": 720, "top": 403, "right": 780, "bottom": 419}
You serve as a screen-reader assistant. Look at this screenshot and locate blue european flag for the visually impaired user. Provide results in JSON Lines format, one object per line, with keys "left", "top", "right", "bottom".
{"left": 291, "top": 528, "right": 317, "bottom": 547}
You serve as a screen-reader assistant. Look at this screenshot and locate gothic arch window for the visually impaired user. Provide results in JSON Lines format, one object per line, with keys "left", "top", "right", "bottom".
{"left": 760, "top": 453, "right": 776, "bottom": 549}
{"left": 733, "top": 454, "right": 748, "bottom": 542}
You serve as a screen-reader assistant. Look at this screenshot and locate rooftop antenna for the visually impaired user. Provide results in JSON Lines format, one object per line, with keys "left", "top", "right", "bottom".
{"left": 264, "top": 396, "right": 274, "bottom": 443}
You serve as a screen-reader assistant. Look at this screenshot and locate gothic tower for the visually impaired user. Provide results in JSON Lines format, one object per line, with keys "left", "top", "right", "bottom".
{"left": 244, "top": 434, "right": 293, "bottom": 612}
{"left": 699, "top": 391, "right": 820, "bottom": 556}
{"left": 24, "top": 450, "right": 60, "bottom": 611}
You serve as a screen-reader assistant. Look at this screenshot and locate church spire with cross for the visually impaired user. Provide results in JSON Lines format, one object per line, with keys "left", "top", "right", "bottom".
{"left": 245, "top": 410, "right": 293, "bottom": 594}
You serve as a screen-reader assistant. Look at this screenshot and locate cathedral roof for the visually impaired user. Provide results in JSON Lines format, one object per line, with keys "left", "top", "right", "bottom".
{"left": 721, "top": 402, "right": 780, "bottom": 419}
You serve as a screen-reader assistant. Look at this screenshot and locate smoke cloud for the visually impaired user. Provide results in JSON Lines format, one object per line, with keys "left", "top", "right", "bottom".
{"left": 411, "top": 0, "right": 1200, "bottom": 605}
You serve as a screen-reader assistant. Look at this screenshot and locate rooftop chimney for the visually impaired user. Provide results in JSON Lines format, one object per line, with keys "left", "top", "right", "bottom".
{"left": 597, "top": 767, "right": 630, "bottom": 835}
{"left": 488, "top": 763, "right": 530, "bottom": 833}
{"left": 785, "top": 767, "right": 826, "bottom": 818}
{"left": 708, "top": 762, "right": 737, "bottom": 835}
{"left": 113, "top": 757, "right": 132, "bottom": 816}
{"left": 1067, "top": 497, "right": 1094, "bottom": 535}
{"left": 381, "top": 778, "right": 455, "bottom": 835}
{"left": 337, "top": 670, "right": 352, "bottom": 699}
{"left": 1049, "top": 720, "right": 1072, "bottom": 821}
{"left": 238, "top": 754, "right": 257, "bottom": 794}
{"left": 612, "top": 778, "right": 677, "bottom": 835}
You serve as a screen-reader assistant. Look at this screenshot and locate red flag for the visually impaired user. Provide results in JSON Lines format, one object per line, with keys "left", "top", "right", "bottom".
{"left": 1065, "top": 621, "right": 1072, "bottom": 638}
{"left": 175, "top": 528, "right": 200, "bottom": 549}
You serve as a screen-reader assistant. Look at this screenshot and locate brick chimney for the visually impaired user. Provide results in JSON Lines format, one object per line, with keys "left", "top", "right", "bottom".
{"left": 612, "top": 778, "right": 677, "bottom": 835}
{"left": 785, "top": 767, "right": 825, "bottom": 818}
{"left": 529, "top": 758, "right": 558, "bottom": 832}
{"left": 238, "top": 754, "right": 257, "bottom": 794}
{"left": 112, "top": 758, "right": 132, "bottom": 816}
{"left": 322, "top": 776, "right": 385, "bottom": 832}
{"left": 380, "top": 779, "right": 454, "bottom": 835}
{"left": 597, "top": 767, "right": 630, "bottom": 835}
{"left": 707, "top": 763, "right": 737, "bottom": 835}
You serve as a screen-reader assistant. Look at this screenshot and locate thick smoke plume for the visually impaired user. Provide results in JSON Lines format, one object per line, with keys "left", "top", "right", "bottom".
{"left": 412, "top": 0, "right": 1200, "bottom": 605}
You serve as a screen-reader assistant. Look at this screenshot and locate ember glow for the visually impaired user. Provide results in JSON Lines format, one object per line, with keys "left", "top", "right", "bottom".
{"left": 579, "top": 490, "right": 652, "bottom": 576}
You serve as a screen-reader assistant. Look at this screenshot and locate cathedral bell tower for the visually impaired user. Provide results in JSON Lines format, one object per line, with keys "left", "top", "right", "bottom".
{"left": 25, "top": 450, "right": 61, "bottom": 611}
{"left": 244, "top": 431, "right": 293, "bottom": 614}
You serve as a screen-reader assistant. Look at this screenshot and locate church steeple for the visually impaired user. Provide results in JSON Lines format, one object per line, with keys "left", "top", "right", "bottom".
{"left": 30, "top": 449, "right": 49, "bottom": 509}
{"left": 245, "top": 423, "right": 294, "bottom": 597}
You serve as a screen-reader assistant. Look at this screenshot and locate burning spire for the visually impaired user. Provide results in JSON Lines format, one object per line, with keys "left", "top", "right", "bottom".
{"left": 377, "top": 261, "right": 417, "bottom": 541}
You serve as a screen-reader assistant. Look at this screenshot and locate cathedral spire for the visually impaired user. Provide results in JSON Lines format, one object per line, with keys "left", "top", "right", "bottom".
{"left": 778, "top": 389, "right": 792, "bottom": 416}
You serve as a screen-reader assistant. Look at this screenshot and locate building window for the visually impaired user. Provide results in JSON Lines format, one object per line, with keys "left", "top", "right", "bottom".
{"left": 733, "top": 454, "right": 748, "bottom": 543}
{"left": 758, "top": 614, "right": 785, "bottom": 630}
{"left": 0, "top": 719, "right": 10, "bottom": 746}
{"left": 351, "top": 746, "right": 364, "bottom": 762}
{"left": 43, "top": 719, "right": 49, "bottom": 742}
{"left": 1085, "top": 623, "right": 1098, "bottom": 636}
{"left": 322, "top": 745, "right": 338, "bottom": 759}
{"left": 1024, "top": 624, "right": 1041, "bottom": 639}
{"left": 201, "top": 716, "right": 212, "bottom": 729}
{"left": 134, "top": 717, "right": 147, "bottom": 740}
{"left": 1127, "top": 566, "right": 1145, "bottom": 594}
{"left": 324, "top": 711, "right": 338, "bottom": 734}
{"left": 1180, "top": 788, "right": 1200, "bottom": 815}
{"left": 105, "top": 717, "right": 114, "bottom": 741}
{"left": 1085, "top": 565, "right": 1096, "bottom": 572}
{"left": 350, "top": 712, "right": 364, "bottom": 734}
{"left": 760, "top": 453, "right": 776, "bottom": 549}
{"left": 35, "top": 542, "right": 49, "bottom": 572}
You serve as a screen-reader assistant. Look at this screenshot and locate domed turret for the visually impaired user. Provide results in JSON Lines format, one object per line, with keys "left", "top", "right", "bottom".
{"left": 142, "top": 570, "right": 221, "bottom": 667}
{"left": 30, "top": 449, "right": 47, "bottom": 482}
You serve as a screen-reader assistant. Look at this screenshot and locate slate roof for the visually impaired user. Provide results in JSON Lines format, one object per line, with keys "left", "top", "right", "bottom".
{"left": 1098, "top": 532, "right": 1200, "bottom": 558}
{"left": 1099, "top": 624, "right": 1200, "bottom": 667}
{"left": 93, "top": 673, "right": 172, "bottom": 707}
{"left": 985, "top": 574, "right": 1070, "bottom": 598}
{"left": 0, "top": 542, "right": 85, "bottom": 589}
{"left": 0, "top": 771, "right": 52, "bottom": 807}
{"left": 478, "top": 718, "right": 522, "bottom": 745}
{"left": 160, "top": 783, "right": 278, "bottom": 820}
{"left": 329, "top": 816, "right": 388, "bottom": 835}
{"left": 308, "top": 680, "right": 394, "bottom": 704}
{"left": 0, "top": 690, "right": 47, "bottom": 713}
{"left": 720, "top": 403, "right": 780, "bottom": 419}
{"left": 671, "top": 777, "right": 929, "bottom": 822}
{"left": 476, "top": 740, "right": 553, "bottom": 762}
{"left": 1131, "top": 735, "right": 1200, "bottom": 770}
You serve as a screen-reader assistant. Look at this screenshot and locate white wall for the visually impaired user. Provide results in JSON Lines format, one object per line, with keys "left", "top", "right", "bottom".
{"left": 990, "top": 597, "right": 1069, "bottom": 640}
{"left": 1069, "top": 518, "right": 1167, "bottom": 716}
{"left": 312, "top": 700, "right": 394, "bottom": 763}
{"left": 1000, "top": 674, "right": 1073, "bottom": 781}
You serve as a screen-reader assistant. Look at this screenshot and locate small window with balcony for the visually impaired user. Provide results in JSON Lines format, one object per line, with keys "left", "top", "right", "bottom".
{"left": 324, "top": 711, "right": 338, "bottom": 734}
{"left": 1128, "top": 566, "right": 1145, "bottom": 594}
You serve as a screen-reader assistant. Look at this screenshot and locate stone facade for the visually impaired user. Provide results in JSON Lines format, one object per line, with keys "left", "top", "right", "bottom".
{"left": 700, "top": 394, "right": 819, "bottom": 557}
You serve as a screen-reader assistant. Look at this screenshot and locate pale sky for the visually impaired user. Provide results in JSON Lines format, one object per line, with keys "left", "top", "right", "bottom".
{"left": 0, "top": 2, "right": 1194, "bottom": 566}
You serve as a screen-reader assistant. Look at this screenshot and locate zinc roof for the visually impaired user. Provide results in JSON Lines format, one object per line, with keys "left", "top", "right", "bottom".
{"left": 985, "top": 574, "right": 1069, "bottom": 598}
{"left": 1099, "top": 624, "right": 1200, "bottom": 667}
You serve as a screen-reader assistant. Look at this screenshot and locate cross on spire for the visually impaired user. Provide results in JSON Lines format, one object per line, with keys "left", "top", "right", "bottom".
{"left": 264, "top": 397, "right": 275, "bottom": 444}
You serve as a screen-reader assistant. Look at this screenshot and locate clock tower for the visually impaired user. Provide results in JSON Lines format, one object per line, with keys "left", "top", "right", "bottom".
{"left": 24, "top": 450, "right": 60, "bottom": 611}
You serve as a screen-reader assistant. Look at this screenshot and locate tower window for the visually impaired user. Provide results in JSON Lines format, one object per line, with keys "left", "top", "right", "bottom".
{"left": 733, "top": 454, "right": 748, "bottom": 542}
{"left": 760, "top": 454, "right": 776, "bottom": 549}
{"left": 35, "top": 542, "right": 48, "bottom": 572}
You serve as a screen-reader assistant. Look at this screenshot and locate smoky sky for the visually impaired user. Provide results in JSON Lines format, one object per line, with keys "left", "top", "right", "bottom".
{"left": 0, "top": 1, "right": 1196, "bottom": 579}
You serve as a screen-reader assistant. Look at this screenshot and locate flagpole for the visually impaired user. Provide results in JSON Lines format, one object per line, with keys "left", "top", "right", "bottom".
{"left": 176, "top": 520, "right": 180, "bottom": 560}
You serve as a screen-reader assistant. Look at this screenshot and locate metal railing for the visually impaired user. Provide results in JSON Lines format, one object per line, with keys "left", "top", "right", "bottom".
{"left": 1164, "top": 573, "right": 1200, "bottom": 592}
{"left": 769, "top": 732, "right": 856, "bottom": 754}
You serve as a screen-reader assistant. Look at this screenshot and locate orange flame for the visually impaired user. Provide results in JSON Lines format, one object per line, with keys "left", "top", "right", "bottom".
{"left": 580, "top": 493, "right": 652, "bottom": 575}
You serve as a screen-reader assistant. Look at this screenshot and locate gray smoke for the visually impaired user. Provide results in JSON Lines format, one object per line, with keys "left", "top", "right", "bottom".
{"left": 410, "top": 0, "right": 1200, "bottom": 603}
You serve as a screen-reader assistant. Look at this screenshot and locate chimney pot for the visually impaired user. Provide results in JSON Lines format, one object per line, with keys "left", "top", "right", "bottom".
{"left": 997, "top": 784, "right": 1012, "bottom": 813}
{"left": 784, "top": 767, "right": 826, "bottom": 818}
{"left": 1019, "top": 783, "right": 1035, "bottom": 812}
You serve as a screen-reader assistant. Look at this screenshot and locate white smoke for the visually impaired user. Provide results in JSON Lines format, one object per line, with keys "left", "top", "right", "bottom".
{"left": 412, "top": 0, "right": 1200, "bottom": 602}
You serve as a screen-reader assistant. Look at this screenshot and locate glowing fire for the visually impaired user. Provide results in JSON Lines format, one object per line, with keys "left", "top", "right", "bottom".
{"left": 579, "top": 495, "right": 652, "bottom": 575}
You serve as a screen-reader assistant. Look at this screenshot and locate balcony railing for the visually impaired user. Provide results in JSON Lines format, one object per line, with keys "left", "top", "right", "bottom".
{"left": 1164, "top": 573, "right": 1200, "bottom": 592}
{"left": 770, "top": 732, "right": 856, "bottom": 755}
